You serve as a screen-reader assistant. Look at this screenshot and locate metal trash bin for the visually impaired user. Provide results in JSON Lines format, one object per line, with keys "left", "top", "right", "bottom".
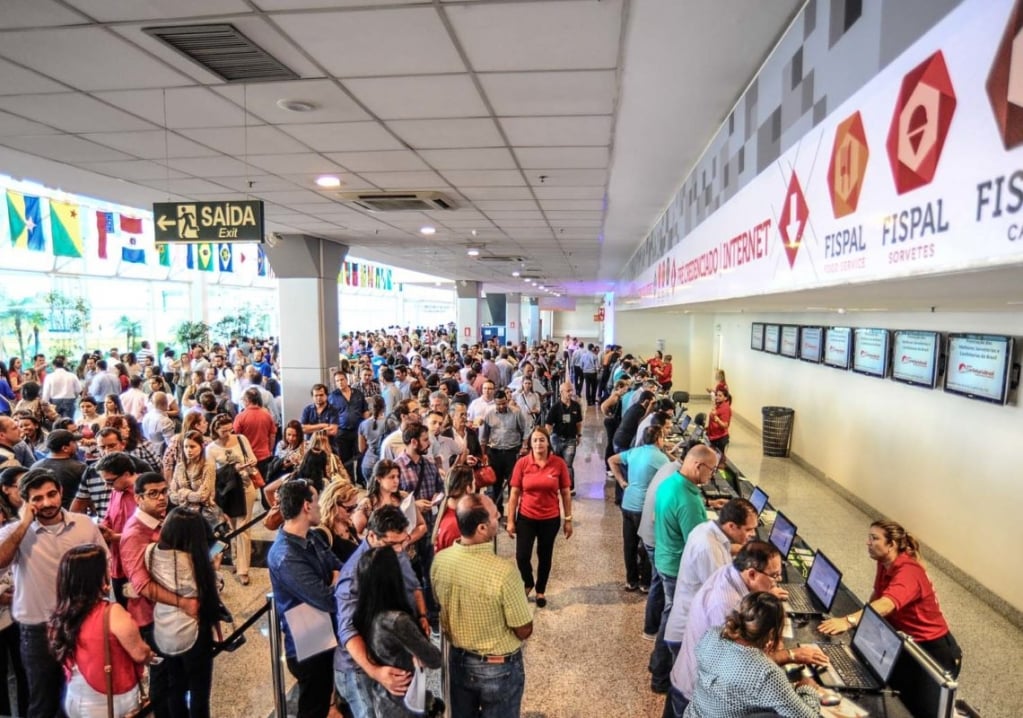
{"left": 761, "top": 406, "right": 794, "bottom": 457}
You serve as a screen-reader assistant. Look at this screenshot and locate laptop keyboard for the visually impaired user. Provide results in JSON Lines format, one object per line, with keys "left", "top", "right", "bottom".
{"left": 820, "top": 644, "right": 876, "bottom": 688}
{"left": 781, "top": 585, "right": 815, "bottom": 613}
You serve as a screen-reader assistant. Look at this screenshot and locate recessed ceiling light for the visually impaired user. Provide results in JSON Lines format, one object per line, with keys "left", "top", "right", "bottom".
{"left": 539, "top": 285, "right": 546, "bottom": 290}
{"left": 419, "top": 226, "right": 436, "bottom": 236}
{"left": 276, "top": 99, "right": 318, "bottom": 113}
{"left": 466, "top": 248, "right": 480, "bottom": 257}
{"left": 512, "top": 271, "right": 520, "bottom": 277}
{"left": 315, "top": 175, "right": 341, "bottom": 188}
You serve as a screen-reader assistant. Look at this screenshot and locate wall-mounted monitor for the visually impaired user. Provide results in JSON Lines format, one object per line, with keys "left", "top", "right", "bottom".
{"left": 751, "top": 323, "right": 765, "bottom": 351}
{"left": 944, "top": 333, "right": 1014, "bottom": 405}
{"left": 799, "top": 326, "right": 823, "bottom": 363}
{"left": 764, "top": 324, "right": 780, "bottom": 354}
{"left": 780, "top": 325, "right": 799, "bottom": 358}
{"left": 823, "top": 327, "right": 852, "bottom": 369}
{"left": 891, "top": 330, "right": 941, "bottom": 388}
{"left": 851, "top": 327, "right": 890, "bottom": 378}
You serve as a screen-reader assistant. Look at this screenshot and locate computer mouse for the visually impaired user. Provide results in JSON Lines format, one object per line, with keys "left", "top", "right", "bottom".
{"left": 819, "top": 691, "right": 842, "bottom": 707}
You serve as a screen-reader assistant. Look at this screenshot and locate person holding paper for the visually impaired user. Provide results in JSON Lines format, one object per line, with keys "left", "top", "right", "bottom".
{"left": 268, "top": 478, "right": 343, "bottom": 718}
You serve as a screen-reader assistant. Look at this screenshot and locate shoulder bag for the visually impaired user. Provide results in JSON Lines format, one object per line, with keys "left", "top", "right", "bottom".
{"left": 238, "top": 437, "right": 266, "bottom": 489}
{"left": 102, "top": 603, "right": 148, "bottom": 718}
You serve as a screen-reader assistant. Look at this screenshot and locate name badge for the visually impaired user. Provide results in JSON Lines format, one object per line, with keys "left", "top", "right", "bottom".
{"left": 562, "top": 414, "right": 571, "bottom": 423}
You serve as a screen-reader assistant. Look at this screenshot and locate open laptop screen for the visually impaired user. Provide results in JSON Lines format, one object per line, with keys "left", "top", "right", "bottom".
{"left": 805, "top": 551, "right": 841, "bottom": 612}
{"left": 748, "top": 487, "right": 768, "bottom": 516}
{"left": 853, "top": 605, "right": 903, "bottom": 684}
{"left": 769, "top": 512, "right": 796, "bottom": 557}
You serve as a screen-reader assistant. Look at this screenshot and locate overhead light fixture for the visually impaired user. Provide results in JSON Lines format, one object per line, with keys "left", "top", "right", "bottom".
{"left": 419, "top": 226, "right": 436, "bottom": 236}
{"left": 466, "top": 247, "right": 480, "bottom": 257}
{"left": 315, "top": 175, "right": 341, "bottom": 188}
{"left": 276, "top": 99, "right": 317, "bottom": 113}
{"left": 471, "top": 229, "right": 478, "bottom": 237}
{"left": 512, "top": 271, "right": 520, "bottom": 277}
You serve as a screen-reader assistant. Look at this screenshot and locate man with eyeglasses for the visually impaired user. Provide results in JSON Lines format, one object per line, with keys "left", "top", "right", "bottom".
{"left": 95, "top": 451, "right": 140, "bottom": 607}
{"left": 664, "top": 541, "right": 829, "bottom": 717}
{"left": 120, "top": 471, "right": 196, "bottom": 718}
{"left": 70, "top": 427, "right": 154, "bottom": 520}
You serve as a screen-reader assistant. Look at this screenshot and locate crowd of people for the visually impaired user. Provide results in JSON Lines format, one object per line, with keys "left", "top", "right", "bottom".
{"left": 0, "top": 329, "right": 959, "bottom": 718}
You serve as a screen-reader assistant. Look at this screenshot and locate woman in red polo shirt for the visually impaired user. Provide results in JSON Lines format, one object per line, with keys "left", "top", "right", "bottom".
{"left": 819, "top": 519, "right": 962, "bottom": 677}
{"left": 506, "top": 427, "right": 573, "bottom": 608}
{"left": 706, "top": 388, "right": 732, "bottom": 457}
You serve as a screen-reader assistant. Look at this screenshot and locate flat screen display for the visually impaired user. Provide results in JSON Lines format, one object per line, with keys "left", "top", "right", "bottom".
{"left": 891, "top": 330, "right": 940, "bottom": 388}
{"left": 824, "top": 327, "right": 852, "bottom": 369}
{"left": 944, "top": 334, "right": 1014, "bottom": 405}
{"left": 852, "top": 327, "right": 890, "bottom": 378}
{"left": 780, "top": 326, "right": 799, "bottom": 358}
{"left": 764, "top": 324, "right": 780, "bottom": 354}
{"left": 800, "top": 326, "right": 823, "bottom": 363}
{"left": 751, "top": 323, "right": 765, "bottom": 351}
{"left": 769, "top": 512, "right": 797, "bottom": 557}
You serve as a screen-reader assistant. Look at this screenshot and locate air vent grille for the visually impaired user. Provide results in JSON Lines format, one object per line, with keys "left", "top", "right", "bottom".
{"left": 476, "top": 255, "right": 524, "bottom": 263}
{"left": 337, "top": 191, "right": 455, "bottom": 212}
{"left": 144, "top": 24, "right": 298, "bottom": 83}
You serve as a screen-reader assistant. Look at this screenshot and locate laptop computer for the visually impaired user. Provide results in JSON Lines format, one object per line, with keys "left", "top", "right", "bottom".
{"left": 780, "top": 550, "right": 841, "bottom": 615}
{"left": 816, "top": 605, "right": 903, "bottom": 692}
{"left": 748, "top": 486, "right": 769, "bottom": 516}
{"left": 757, "top": 511, "right": 796, "bottom": 557}
{"left": 678, "top": 414, "right": 692, "bottom": 433}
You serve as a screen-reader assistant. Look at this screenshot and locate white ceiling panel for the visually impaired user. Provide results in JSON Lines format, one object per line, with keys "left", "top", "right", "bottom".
{"left": 177, "top": 126, "right": 310, "bottom": 156}
{"left": 499, "top": 115, "right": 613, "bottom": 146}
{"left": 458, "top": 186, "right": 535, "bottom": 201}
{"left": 493, "top": 218, "right": 550, "bottom": 228}
{"left": 514, "top": 146, "right": 610, "bottom": 169}
{"left": 0, "top": 0, "right": 88, "bottom": 28}
{"left": 252, "top": 190, "right": 332, "bottom": 204}
{"left": 540, "top": 199, "right": 606, "bottom": 211}
{"left": 141, "top": 178, "right": 231, "bottom": 195}
{"left": 447, "top": 0, "right": 622, "bottom": 72}
{"left": 544, "top": 210, "right": 604, "bottom": 220}
{"left": 163, "top": 156, "right": 254, "bottom": 177}
{"left": 325, "top": 150, "right": 428, "bottom": 173}
{"left": 213, "top": 80, "right": 370, "bottom": 124}
{"left": 202, "top": 175, "right": 297, "bottom": 192}
{"left": 278, "top": 122, "right": 403, "bottom": 152}
{"left": 276, "top": 173, "right": 375, "bottom": 191}
{"left": 527, "top": 169, "right": 607, "bottom": 186}
{"left": 63, "top": 0, "right": 251, "bottom": 22}
{"left": 272, "top": 7, "right": 465, "bottom": 77}
{"left": 474, "top": 200, "right": 539, "bottom": 212}
{"left": 0, "top": 58, "right": 68, "bottom": 95}
{"left": 4, "top": 134, "right": 133, "bottom": 162}
{"left": 481, "top": 71, "right": 616, "bottom": 116}
{"left": 0, "top": 93, "right": 155, "bottom": 132}
{"left": 81, "top": 130, "right": 219, "bottom": 159}
{"left": 77, "top": 160, "right": 188, "bottom": 181}
{"left": 254, "top": 0, "right": 424, "bottom": 8}
{"left": 345, "top": 75, "right": 487, "bottom": 120}
{"left": 0, "top": 28, "right": 190, "bottom": 91}
{"left": 245, "top": 153, "right": 344, "bottom": 174}
{"left": 441, "top": 170, "right": 524, "bottom": 187}
{"left": 0, "top": 112, "right": 60, "bottom": 136}
{"left": 547, "top": 219, "right": 602, "bottom": 227}
{"left": 358, "top": 171, "right": 448, "bottom": 189}
{"left": 94, "top": 87, "right": 251, "bottom": 129}
{"left": 387, "top": 118, "right": 502, "bottom": 149}
{"left": 533, "top": 186, "right": 606, "bottom": 200}
{"left": 418, "top": 148, "right": 515, "bottom": 170}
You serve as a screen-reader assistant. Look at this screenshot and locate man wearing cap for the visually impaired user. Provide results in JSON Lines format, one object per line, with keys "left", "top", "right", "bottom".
{"left": 0, "top": 416, "right": 34, "bottom": 467}
{"left": 31, "top": 429, "right": 86, "bottom": 508}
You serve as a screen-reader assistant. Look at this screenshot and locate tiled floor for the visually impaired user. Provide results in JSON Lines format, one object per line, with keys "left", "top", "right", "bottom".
{"left": 210, "top": 402, "right": 1022, "bottom": 717}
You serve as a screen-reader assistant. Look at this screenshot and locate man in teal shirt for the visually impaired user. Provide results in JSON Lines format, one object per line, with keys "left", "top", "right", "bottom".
{"left": 649, "top": 443, "right": 720, "bottom": 693}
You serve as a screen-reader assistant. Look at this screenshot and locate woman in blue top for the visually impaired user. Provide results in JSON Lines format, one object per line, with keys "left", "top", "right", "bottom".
{"left": 357, "top": 396, "right": 387, "bottom": 485}
{"left": 0, "top": 364, "right": 15, "bottom": 416}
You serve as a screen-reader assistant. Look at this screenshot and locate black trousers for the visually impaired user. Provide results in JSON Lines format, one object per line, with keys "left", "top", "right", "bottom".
{"left": 0, "top": 622, "right": 28, "bottom": 717}
{"left": 918, "top": 632, "right": 963, "bottom": 679}
{"left": 514, "top": 515, "right": 561, "bottom": 594}
{"left": 286, "top": 649, "right": 335, "bottom": 718}
{"left": 487, "top": 447, "right": 520, "bottom": 517}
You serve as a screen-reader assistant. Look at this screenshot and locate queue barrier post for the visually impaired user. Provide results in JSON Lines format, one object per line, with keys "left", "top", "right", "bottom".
{"left": 267, "top": 591, "right": 289, "bottom": 718}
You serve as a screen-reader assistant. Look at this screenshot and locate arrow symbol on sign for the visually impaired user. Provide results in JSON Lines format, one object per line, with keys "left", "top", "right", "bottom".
{"left": 786, "top": 193, "right": 802, "bottom": 248}
{"left": 157, "top": 216, "right": 175, "bottom": 231}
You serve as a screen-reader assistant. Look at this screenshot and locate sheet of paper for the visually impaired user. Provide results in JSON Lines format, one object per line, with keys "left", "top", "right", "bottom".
{"left": 284, "top": 603, "right": 338, "bottom": 662}
{"left": 400, "top": 491, "right": 419, "bottom": 528}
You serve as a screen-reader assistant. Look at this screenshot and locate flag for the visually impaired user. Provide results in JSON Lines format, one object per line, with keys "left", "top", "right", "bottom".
{"left": 186, "top": 244, "right": 195, "bottom": 270}
{"left": 7, "top": 191, "right": 44, "bottom": 251}
{"left": 197, "top": 243, "right": 214, "bottom": 272}
{"left": 119, "top": 215, "right": 145, "bottom": 264}
{"left": 218, "top": 243, "right": 232, "bottom": 273}
{"left": 96, "top": 211, "right": 113, "bottom": 259}
{"left": 257, "top": 245, "right": 267, "bottom": 277}
{"left": 50, "top": 200, "right": 83, "bottom": 258}
{"left": 158, "top": 243, "right": 171, "bottom": 267}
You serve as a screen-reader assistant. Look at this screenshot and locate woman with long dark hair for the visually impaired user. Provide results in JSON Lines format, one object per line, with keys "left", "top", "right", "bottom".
{"left": 6, "top": 357, "right": 23, "bottom": 401}
{"left": 146, "top": 507, "right": 221, "bottom": 717}
{"left": 163, "top": 412, "right": 210, "bottom": 482}
{"left": 48, "top": 544, "right": 154, "bottom": 717}
{"left": 358, "top": 395, "right": 387, "bottom": 484}
{"left": 104, "top": 393, "right": 124, "bottom": 416}
{"left": 170, "top": 430, "right": 216, "bottom": 508}
{"left": 269, "top": 419, "right": 305, "bottom": 482}
{"left": 0, "top": 363, "right": 15, "bottom": 417}
{"left": 706, "top": 387, "right": 732, "bottom": 458}
{"left": 352, "top": 459, "right": 426, "bottom": 543}
{"left": 353, "top": 547, "right": 442, "bottom": 718}
{"left": 206, "top": 413, "right": 259, "bottom": 585}
{"left": 432, "top": 464, "right": 475, "bottom": 553}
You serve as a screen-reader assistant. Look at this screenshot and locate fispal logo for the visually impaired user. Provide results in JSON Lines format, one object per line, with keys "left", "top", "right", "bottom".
{"left": 828, "top": 112, "right": 869, "bottom": 217}
{"left": 886, "top": 51, "right": 956, "bottom": 194}
{"left": 987, "top": 0, "right": 1023, "bottom": 149}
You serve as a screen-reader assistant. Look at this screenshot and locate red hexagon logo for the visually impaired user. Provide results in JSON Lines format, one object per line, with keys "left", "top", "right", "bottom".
{"left": 827, "top": 111, "right": 869, "bottom": 218}
{"left": 886, "top": 51, "right": 956, "bottom": 195}
{"left": 987, "top": 0, "right": 1023, "bottom": 149}
{"left": 778, "top": 172, "right": 809, "bottom": 269}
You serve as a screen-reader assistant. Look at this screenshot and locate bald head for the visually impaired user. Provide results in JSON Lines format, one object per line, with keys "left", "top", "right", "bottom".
{"left": 151, "top": 391, "right": 168, "bottom": 411}
{"left": 681, "top": 444, "right": 718, "bottom": 485}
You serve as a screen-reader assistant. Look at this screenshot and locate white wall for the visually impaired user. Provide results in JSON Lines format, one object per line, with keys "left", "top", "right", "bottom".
{"left": 612, "top": 311, "right": 718, "bottom": 399}
{"left": 551, "top": 299, "right": 602, "bottom": 341}
{"left": 713, "top": 309, "right": 1023, "bottom": 612}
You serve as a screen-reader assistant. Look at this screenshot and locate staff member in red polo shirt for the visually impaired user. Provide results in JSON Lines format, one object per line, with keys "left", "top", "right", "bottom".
{"left": 706, "top": 388, "right": 732, "bottom": 458}
{"left": 506, "top": 427, "right": 573, "bottom": 609}
{"left": 819, "top": 519, "right": 962, "bottom": 677}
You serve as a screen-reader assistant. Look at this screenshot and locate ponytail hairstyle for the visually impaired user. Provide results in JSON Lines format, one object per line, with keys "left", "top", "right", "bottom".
{"left": 369, "top": 395, "right": 385, "bottom": 431}
{"left": 871, "top": 519, "right": 921, "bottom": 561}
{"left": 721, "top": 591, "right": 784, "bottom": 652}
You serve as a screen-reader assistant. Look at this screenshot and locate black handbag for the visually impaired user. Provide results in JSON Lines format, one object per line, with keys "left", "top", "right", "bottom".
{"left": 214, "top": 464, "right": 247, "bottom": 518}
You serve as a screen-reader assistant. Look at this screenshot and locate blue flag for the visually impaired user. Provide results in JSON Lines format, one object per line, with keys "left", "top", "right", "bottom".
{"left": 218, "top": 243, "right": 233, "bottom": 273}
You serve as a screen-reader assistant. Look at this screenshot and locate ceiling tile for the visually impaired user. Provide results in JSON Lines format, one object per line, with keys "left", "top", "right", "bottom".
{"left": 448, "top": 0, "right": 621, "bottom": 72}
{"left": 0, "top": 93, "right": 155, "bottom": 132}
{"left": 540, "top": 199, "right": 605, "bottom": 211}
{"left": 419, "top": 148, "right": 515, "bottom": 170}
{"left": 163, "top": 156, "right": 253, "bottom": 177}
{"left": 493, "top": 219, "right": 549, "bottom": 228}
{"left": 0, "top": 28, "right": 190, "bottom": 91}
{"left": 77, "top": 160, "right": 187, "bottom": 180}
{"left": 481, "top": 71, "right": 616, "bottom": 116}
{"left": 272, "top": 7, "right": 465, "bottom": 77}
{"left": 5, "top": 134, "right": 133, "bottom": 162}
{"left": 245, "top": 153, "right": 344, "bottom": 174}
{"left": 80, "top": 130, "right": 218, "bottom": 159}
{"left": 527, "top": 169, "right": 607, "bottom": 186}
{"left": 253, "top": 190, "right": 332, "bottom": 204}
{"left": 141, "top": 178, "right": 229, "bottom": 195}
{"left": 474, "top": 200, "right": 538, "bottom": 212}
{"left": 255, "top": 0, "right": 424, "bottom": 7}
{"left": 0, "top": 111, "right": 59, "bottom": 136}
{"left": 177, "top": 126, "right": 310, "bottom": 156}
{"left": 544, "top": 210, "right": 604, "bottom": 220}
{"left": 387, "top": 118, "right": 501, "bottom": 149}
{"left": 499, "top": 115, "right": 612, "bottom": 146}
{"left": 206, "top": 175, "right": 297, "bottom": 192}
{"left": 533, "top": 186, "right": 605, "bottom": 200}
{"left": 358, "top": 171, "right": 448, "bottom": 190}
{"left": 514, "top": 146, "right": 609, "bottom": 169}
{"left": 0, "top": 0, "right": 88, "bottom": 28}
{"left": 441, "top": 170, "right": 523, "bottom": 187}
{"left": 212, "top": 80, "right": 370, "bottom": 124}
{"left": 93, "top": 87, "right": 250, "bottom": 129}
{"left": 278, "top": 122, "right": 402, "bottom": 152}
{"left": 459, "top": 186, "right": 534, "bottom": 201}
{"left": 63, "top": 0, "right": 250, "bottom": 21}
{"left": 325, "top": 150, "right": 427, "bottom": 173}
{"left": 0, "top": 58, "right": 68, "bottom": 95}
{"left": 547, "top": 219, "right": 602, "bottom": 228}
{"left": 277, "top": 173, "right": 374, "bottom": 191}
{"left": 345, "top": 75, "right": 486, "bottom": 120}
{"left": 487, "top": 210, "right": 544, "bottom": 220}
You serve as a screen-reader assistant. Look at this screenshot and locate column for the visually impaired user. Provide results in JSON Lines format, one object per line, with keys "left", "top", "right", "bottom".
{"left": 505, "top": 293, "right": 521, "bottom": 344}
{"left": 263, "top": 236, "right": 347, "bottom": 423}
{"left": 525, "top": 297, "right": 540, "bottom": 346}
{"left": 455, "top": 280, "right": 482, "bottom": 345}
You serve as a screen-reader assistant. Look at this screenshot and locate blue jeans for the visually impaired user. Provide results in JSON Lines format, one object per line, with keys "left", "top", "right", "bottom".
{"left": 449, "top": 647, "right": 525, "bottom": 718}
{"left": 550, "top": 435, "right": 577, "bottom": 489}
{"left": 334, "top": 668, "right": 374, "bottom": 718}
{"left": 650, "top": 573, "right": 677, "bottom": 690}
{"left": 20, "top": 622, "right": 64, "bottom": 718}
{"left": 53, "top": 397, "right": 76, "bottom": 419}
{"left": 621, "top": 509, "right": 650, "bottom": 587}
{"left": 663, "top": 685, "right": 690, "bottom": 718}
{"left": 644, "top": 544, "right": 664, "bottom": 636}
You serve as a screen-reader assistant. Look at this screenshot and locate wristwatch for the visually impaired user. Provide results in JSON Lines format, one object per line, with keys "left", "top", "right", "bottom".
{"left": 846, "top": 613, "right": 859, "bottom": 627}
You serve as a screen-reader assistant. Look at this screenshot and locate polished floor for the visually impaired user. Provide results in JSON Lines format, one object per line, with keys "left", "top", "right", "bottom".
{"left": 208, "top": 401, "right": 1021, "bottom": 718}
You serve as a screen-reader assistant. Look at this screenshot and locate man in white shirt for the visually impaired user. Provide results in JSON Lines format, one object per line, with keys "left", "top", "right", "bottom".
{"left": 467, "top": 380, "right": 496, "bottom": 424}
{"left": 40, "top": 355, "right": 81, "bottom": 418}
{"left": 119, "top": 375, "right": 148, "bottom": 420}
{"left": 141, "top": 392, "right": 175, "bottom": 458}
